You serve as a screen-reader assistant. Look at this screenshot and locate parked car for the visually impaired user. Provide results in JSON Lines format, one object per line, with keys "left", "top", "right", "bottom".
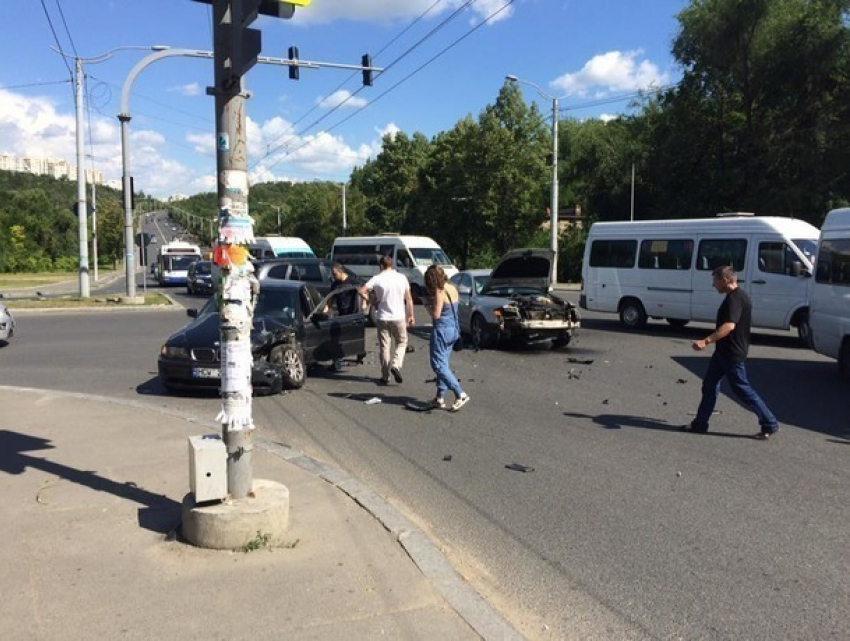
{"left": 253, "top": 258, "right": 359, "bottom": 296}
{"left": 449, "top": 249, "right": 581, "bottom": 348}
{"left": 0, "top": 303, "right": 15, "bottom": 343}
{"left": 158, "top": 279, "right": 366, "bottom": 395}
{"left": 186, "top": 259, "right": 214, "bottom": 295}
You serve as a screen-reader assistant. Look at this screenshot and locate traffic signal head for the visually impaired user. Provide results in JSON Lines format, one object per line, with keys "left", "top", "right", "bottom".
{"left": 361, "top": 53, "right": 373, "bottom": 87}
{"left": 288, "top": 46, "right": 300, "bottom": 80}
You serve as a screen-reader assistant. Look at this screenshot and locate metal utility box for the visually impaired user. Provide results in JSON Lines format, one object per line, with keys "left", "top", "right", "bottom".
{"left": 188, "top": 434, "right": 227, "bottom": 502}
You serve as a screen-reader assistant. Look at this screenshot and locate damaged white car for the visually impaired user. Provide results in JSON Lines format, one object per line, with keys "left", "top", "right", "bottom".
{"left": 0, "top": 303, "right": 15, "bottom": 344}
{"left": 450, "top": 248, "right": 580, "bottom": 349}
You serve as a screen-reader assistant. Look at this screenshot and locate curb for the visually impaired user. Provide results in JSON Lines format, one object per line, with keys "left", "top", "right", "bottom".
{"left": 0, "top": 385, "right": 522, "bottom": 640}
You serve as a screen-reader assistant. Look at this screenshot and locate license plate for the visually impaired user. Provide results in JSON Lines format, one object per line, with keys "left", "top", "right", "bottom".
{"left": 192, "top": 367, "right": 220, "bottom": 379}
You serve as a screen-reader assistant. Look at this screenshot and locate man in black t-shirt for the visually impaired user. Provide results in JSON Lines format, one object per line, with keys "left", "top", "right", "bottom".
{"left": 682, "top": 266, "right": 780, "bottom": 440}
{"left": 326, "top": 263, "right": 363, "bottom": 370}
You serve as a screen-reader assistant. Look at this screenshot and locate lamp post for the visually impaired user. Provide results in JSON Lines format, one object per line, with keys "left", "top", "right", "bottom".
{"left": 257, "top": 202, "right": 282, "bottom": 235}
{"left": 506, "top": 75, "right": 565, "bottom": 285}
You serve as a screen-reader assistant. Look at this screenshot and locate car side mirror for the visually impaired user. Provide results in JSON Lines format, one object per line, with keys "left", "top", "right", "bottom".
{"left": 790, "top": 261, "right": 802, "bottom": 277}
{"left": 311, "top": 311, "right": 329, "bottom": 324}
{"left": 187, "top": 308, "right": 198, "bottom": 318}
{"left": 457, "top": 284, "right": 471, "bottom": 295}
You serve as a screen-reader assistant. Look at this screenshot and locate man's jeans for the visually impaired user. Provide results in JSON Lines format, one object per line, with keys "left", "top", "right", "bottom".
{"left": 694, "top": 353, "right": 779, "bottom": 433}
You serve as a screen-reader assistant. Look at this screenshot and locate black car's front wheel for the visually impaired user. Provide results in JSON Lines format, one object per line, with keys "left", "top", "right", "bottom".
{"left": 270, "top": 345, "right": 306, "bottom": 389}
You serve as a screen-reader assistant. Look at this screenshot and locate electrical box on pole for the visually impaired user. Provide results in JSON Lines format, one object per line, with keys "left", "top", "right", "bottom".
{"left": 288, "top": 46, "right": 300, "bottom": 80}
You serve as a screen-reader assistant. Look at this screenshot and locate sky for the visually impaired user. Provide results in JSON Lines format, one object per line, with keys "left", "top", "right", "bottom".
{"left": 0, "top": 0, "right": 688, "bottom": 199}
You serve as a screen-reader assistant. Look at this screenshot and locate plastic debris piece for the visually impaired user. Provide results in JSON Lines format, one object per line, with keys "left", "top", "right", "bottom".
{"left": 505, "top": 462, "right": 534, "bottom": 473}
{"left": 676, "top": 378, "right": 688, "bottom": 384}
{"left": 364, "top": 397, "right": 382, "bottom": 405}
{"left": 442, "top": 455, "right": 452, "bottom": 461}
{"left": 567, "top": 357, "right": 594, "bottom": 364}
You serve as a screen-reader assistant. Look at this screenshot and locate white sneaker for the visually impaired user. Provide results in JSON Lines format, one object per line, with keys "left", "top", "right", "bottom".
{"left": 450, "top": 393, "right": 469, "bottom": 412}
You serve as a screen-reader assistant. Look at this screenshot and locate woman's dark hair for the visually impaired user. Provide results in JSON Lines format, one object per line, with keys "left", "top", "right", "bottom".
{"left": 424, "top": 264, "right": 447, "bottom": 292}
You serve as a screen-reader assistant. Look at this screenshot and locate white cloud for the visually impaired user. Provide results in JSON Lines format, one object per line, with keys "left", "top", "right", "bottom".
{"left": 551, "top": 50, "right": 670, "bottom": 98}
{"left": 168, "top": 82, "right": 202, "bottom": 97}
{"left": 317, "top": 90, "right": 368, "bottom": 110}
{"left": 290, "top": 0, "right": 512, "bottom": 25}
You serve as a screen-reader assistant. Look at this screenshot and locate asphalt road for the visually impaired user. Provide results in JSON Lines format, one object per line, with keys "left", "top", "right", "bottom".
{"left": 2, "top": 302, "right": 848, "bottom": 640}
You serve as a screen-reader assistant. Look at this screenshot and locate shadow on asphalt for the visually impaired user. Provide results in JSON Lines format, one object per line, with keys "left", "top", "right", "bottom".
{"left": 0, "top": 429, "right": 181, "bottom": 534}
{"left": 562, "top": 412, "right": 755, "bottom": 439}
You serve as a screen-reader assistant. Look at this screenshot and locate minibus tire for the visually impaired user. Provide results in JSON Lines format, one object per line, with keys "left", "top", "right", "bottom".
{"left": 796, "top": 312, "right": 813, "bottom": 348}
{"left": 619, "top": 299, "right": 647, "bottom": 329}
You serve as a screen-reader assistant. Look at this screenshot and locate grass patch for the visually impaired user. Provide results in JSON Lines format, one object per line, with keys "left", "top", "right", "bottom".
{"left": 0, "top": 269, "right": 120, "bottom": 289}
{"left": 240, "top": 531, "right": 272, "bottom": 553}
{"left": 7, "top": 293, "right": 171, "bottom": 309}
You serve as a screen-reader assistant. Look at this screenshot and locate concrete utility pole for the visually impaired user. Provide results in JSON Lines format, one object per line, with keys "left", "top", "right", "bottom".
{"left": 74, "top": 58, "right": 90, "bottom": 298}
{"left": 341, "top": 182, "right": 347, "bottom": 236}
{"left": 91, "top": 182, "right": 98, "bottom": 282}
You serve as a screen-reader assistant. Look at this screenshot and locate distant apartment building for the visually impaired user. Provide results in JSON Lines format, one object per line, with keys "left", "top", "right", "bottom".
{"left": 0, "top": 154, "right": 103, "bottom": 185}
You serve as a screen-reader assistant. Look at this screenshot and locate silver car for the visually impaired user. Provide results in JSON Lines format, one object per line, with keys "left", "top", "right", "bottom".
{"left": 0, "top": 303, "right": 15, "bottom": 343}
{"left": 450, "top": 249, "right": 580, "bottom": 349}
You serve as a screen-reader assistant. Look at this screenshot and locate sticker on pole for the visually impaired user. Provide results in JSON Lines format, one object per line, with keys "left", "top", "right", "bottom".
{"left": 218, "top": 133, "right": 229, "bottom": 152}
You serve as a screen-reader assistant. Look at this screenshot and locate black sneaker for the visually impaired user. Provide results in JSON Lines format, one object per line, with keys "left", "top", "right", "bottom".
{"left": 754, "top": 427, "right": 779, "bottom": 441}
{"left": 680, "top": 422, "right": 708, "bottom": 433}
{"left": 377, "top": 378, "right": 390, "bottom": 386}
{"left": 390, "top": 366, "right": 403, "bottom": 384}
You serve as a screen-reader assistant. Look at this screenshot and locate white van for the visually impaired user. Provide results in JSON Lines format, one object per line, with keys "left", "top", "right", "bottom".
{"left": 330, "top": 234, "right": 458, "bottom": 299}
{"left": 809, "top": 207, "right": 850, "bottom": 379}
{"left": 248, "top": 236, "right": 315, "bottom": 260}
{"left": 580, "top": 214, "right": 819, "bottom": 342}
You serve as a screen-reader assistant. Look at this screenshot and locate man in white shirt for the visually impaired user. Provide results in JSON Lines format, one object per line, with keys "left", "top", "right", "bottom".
{"left": 359, "top": 255, "right": 416, "bottom": 384}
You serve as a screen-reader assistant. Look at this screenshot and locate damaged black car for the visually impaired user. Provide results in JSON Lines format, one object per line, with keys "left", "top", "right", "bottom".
{"left": 158, "top": 280, "right": 366, "bottom": 395}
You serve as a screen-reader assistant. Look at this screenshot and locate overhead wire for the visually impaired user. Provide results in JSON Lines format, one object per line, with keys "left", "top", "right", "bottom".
{"left": 38, "top": 0, "right": 73, "bottom": 78}
{"left": 258, "top": 0, "right": 516, "bottom": 176}
{"left": 254, "top": 0, "right": 454, "bottom": 170}
{"left": 53, "top": 0, "right": 79, "bottom": 58}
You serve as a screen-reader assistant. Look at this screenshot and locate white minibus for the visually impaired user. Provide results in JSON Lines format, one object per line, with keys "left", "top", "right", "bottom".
{"left": 809, "top": 207, "right": 850, "bottom": 379}
{"left": 580, "top": 214, "right": 819, "bottom": 343}
{"left": 329, "top": 234, "right": 458, "bottom": 299}
{"left": 247, "top": 236, "right": 315, "bottom": 260}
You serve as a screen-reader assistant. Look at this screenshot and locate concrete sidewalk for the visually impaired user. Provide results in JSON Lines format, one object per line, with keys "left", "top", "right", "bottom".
{"left": 0, "top": 387, "right": 520, "bottom": 640}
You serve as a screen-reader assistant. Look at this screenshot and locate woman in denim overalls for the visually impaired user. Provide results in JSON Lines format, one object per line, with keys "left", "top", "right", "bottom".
{"left": 424, "top": 265, "right": 470, "bottom": 411}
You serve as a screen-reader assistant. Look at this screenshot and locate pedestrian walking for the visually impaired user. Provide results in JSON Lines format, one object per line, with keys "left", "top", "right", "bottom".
{"left": 682, "top": 265, "right": 780, "bottom": 439}
{"left": 424, "top": 265, "right": 469, "bottom": 411}
{"left": 359, "top": 255, "right": 415, "bottom": 385}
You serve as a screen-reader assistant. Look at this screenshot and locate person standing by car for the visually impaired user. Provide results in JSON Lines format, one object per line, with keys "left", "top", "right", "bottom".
{"left": 424, "top": 265, "right": 470, "bottom": 411}
{"left": 326, "top": 262, "right": 363, "bottom": 370}
{"left": 359, "top": 255, "right": 415, "bottom": 385}
{"left": 682, "top": 265, "right": 780, "bottom": 440}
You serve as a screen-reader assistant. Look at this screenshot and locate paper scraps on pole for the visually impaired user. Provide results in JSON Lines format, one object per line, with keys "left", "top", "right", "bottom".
{"left": 220, "top": 339, "right": 252, "bottom": 393}
{"left": 217, "top": 391, "right": 254, "bottom": 431}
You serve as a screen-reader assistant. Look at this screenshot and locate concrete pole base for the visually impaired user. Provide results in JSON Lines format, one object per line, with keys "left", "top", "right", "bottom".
{"left": 181, "top": 479, "right": 290, "bottom": 550}
{"left": 118, "top": 295, "right": 146, "bottom": 305}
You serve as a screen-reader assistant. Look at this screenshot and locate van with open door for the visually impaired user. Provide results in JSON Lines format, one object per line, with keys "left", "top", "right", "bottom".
{"left": 580, "top": 214, "right": 819, "bottom": 343}
{"left": 809, "top": 208, "right": 850, "bottom": 379}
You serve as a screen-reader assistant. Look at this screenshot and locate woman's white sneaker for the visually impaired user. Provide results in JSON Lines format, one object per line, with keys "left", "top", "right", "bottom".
{"left": 450, "top": 393, "right": 470, "bottom": 412}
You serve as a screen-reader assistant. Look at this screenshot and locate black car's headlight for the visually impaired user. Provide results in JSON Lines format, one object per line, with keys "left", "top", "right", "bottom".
{"left": 160, "top": 345, "right": 190, "bottom": 359}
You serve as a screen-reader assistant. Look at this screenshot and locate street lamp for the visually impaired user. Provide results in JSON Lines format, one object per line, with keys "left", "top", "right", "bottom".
{"left": 506, "top": 74, "right": 565, "bottom": 285}
{"left": 257, "top": 202, "right": 282, "bottom": 235}
{"left": 118, "top": 46, "right": 215, "bottom": 298}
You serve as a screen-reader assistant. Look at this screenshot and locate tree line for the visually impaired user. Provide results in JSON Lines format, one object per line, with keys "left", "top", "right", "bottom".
{"left": 4, "top": 0, "right": 848, "bottom": 281}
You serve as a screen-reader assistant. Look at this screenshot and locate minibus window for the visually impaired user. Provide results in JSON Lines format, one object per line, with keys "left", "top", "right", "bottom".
{"left": 815, "top": 239, "right": 850, "bottom": 285}
{"left": 589, "top": 240, "right": 637, "bottom": 268}
{"left": 638, "top": 239, "right": 693, "bottom": 270}
{"left": 696, "top": 239, "right": 746, "bottom": 271}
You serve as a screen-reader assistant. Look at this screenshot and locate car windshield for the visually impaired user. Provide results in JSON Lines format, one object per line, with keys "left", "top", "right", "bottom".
{"left": 165, "top": 255, "right": 198, "bottom": 271}
{"left": 194, "top": 262, "right": 211, "bottom": 275}
{"left": 792, "top": 238, "right": 817, "bottom": 265}
{"left": 254, "top": 289, "right": 298, "bottom": 323}
{"left": 410, "top": 248, "right": 451, "bottom": 267}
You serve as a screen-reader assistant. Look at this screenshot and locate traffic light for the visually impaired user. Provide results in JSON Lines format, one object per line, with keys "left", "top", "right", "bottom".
{"left": 361, "top": 53, "right": 373, "bottom": 87}
{"left": 288, "top": 46, "right": 300, "bottom": 80}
